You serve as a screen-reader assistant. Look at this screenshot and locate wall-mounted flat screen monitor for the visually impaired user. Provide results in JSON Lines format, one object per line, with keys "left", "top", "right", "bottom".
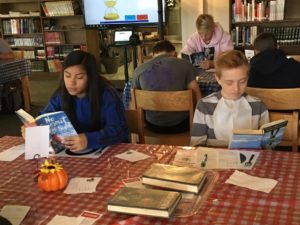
{"left": 83, "top": 0, "right": 165, "bottom": 28}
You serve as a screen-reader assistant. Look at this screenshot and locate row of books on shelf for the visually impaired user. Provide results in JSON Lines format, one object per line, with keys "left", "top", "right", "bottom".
{"left": 44, "top": 32, "right": 66, "bottom": 44}
{"left": 6, "top": 37, "right": 43, "bottom": 47}
{"left": 30, "top": 59, "right": 61, "bottom": 72}
{"left": 46, "top": 45, "right": 87, "bottom": 59}
{"left": 0, "top": 11, "right": 40, "bottom": 18}
{"left": 47, "top": 59, "right": 63, "bottom": 72}
{"left": 231, "top": 26, "right": 258, "bottom": 46}
{"left": 232, "top": 25, "right": 300, "bottom": 46}
{"left": 2, "top": 18, "right": 41, "bottom": 35}
{"left": 233, "top": 0, "right": 285, "bottom": 22}
{"left": 41, "top": 0, "right": 81, "bottom": 17}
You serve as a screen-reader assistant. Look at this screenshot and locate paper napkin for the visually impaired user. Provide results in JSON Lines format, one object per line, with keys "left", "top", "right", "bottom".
{"left": 0, "top": 144, "right": 24, "bottom": 161}
{"left": 225, "top": 170, "right": 278, "bottom": 193}
{"left": 64, "top": 177, "right": 101, "bottom": 194}
{"left": 114, "top": 150, "right": 150, "bottom": 162}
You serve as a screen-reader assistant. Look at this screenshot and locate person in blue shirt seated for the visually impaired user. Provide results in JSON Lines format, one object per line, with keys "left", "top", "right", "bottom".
{"left": 37, "top": 50, "right": 129, "bottom": 151}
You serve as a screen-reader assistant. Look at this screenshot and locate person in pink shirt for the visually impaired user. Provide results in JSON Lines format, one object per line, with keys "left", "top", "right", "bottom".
{"left": 181, "top": 14, "right": 233, "bottom": 70}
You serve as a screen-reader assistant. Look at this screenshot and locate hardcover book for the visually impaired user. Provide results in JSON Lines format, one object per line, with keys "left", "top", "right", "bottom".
{"left": 181, "top": 47, "right": 215, "bottom": 67}
{"left": 107, "top": 187, "right": 181, "bottom": 218}
{"left": 181, "top": 52, "right": 205, "bottom": 67}
{"left": 142, "top": 163, "right": 207, "bottom": 194}
{"left": 229, "top": 119, "right": 288, "bottom": 149}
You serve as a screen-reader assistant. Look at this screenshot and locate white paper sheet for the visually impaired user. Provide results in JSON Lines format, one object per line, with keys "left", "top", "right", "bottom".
{"left": 225, "top": 170, "right": 278, "bottom": 193}
{"left": 114, "top": 150, "right": 150, "bottom": 162}
{"left": 47, "top": 215, "right": 82, "bottom": 225}
{"left": 0, "top": 144, "right": 24, "bottom": 161}
{"left": 173, "top": 147, "right": 260, "bottom": 170}
{"left": 64, "top": 177, "right": 101, "bottom": 194}
{"left": 0, "top": 205, "right": 30, "bottom": 225}
{"left": 25, "top": 126, "right": 50, "bottom": 160}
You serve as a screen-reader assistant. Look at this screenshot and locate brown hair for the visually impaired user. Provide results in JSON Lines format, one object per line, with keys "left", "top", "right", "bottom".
{"left": 196, "top": 14, "right": 214, "bottom": 33}
{"left": 152, "top": 40, "right": 175, "bottom": 54}
{"left": 253, "top": 32, "right": 277, "bottom": 52}
{"left": 215, "top": 50, "right": 249, "bottom": 78}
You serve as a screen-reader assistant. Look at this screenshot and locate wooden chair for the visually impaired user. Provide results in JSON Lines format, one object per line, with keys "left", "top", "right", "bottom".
{"left": 125, "top": 108, "right": 145, "bottom": 144}
{"left": 12, "top": 50, "right": 32, "bottom": 112}
{"left": 132, "top": 89, "right": 194, "bottom": 146}
{"left": 246, "top": 87, "right": 300, "bottom": 152}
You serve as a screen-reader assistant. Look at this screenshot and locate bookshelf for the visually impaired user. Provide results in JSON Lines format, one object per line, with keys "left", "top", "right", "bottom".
{"left": 40, "top": 0, "right": 88, "bottom": 73}
{"left": 230, "top": 0, "right": 300, "bottom": 55}
{"left": 0, "top": 0, "right": 45, "bottom": 72}
{"left": 0, "top": 0, "right": 100, "bottom": 73}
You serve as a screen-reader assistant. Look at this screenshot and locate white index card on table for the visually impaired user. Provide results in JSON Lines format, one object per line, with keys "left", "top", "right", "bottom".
{"left": 47, "top": 215, "right": 83, "bottom": 225}
{"left": 114, "top": 149, "right": 150, "bottom": 162}
{"left": 0, "top": 144, "right": 24, "bottom": 161}
{"left": 64, "top": 177, "right": 102, "bottom": 194}
{"left": 0, "top": 205, "right": 30, "bottom": 225}
{"left": 25, "top": 125, "right": 50, "bottom": 160}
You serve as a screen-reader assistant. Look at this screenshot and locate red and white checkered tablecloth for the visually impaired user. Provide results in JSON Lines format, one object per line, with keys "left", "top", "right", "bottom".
{"left": 1, "top": 136, "right": 300, "bottom": 225}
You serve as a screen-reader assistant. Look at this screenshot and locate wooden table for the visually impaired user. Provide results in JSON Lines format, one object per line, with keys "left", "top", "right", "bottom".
{"left": 0, "top": 59, "right": 32, "bottom": 112}
{"left": 1, "top": 136, "right": 300, "bottom": 224}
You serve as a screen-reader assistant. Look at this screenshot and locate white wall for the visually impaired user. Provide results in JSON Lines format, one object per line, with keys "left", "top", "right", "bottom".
{"left": 180, "top": 0, "right": 204, "bottom": 47}
{"left": 204, "top": 0, "right": 230, "bottom": 32}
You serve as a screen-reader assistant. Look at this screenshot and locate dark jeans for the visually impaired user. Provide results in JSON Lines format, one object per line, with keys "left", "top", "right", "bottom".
{"left": 145, "top": 117, "right": 189, "bottom": 134}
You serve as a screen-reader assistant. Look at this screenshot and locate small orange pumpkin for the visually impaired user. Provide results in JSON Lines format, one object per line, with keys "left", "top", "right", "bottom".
{"left": 38, "top": 160, "right": 68, "bottom": 192}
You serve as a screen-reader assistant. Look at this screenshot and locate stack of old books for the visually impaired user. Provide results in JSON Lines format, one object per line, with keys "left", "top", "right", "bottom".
{"left": 107, "top": 163, "right": 207, "bottom": 218}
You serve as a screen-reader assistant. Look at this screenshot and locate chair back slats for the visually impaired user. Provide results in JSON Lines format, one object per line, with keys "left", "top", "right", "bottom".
{"left": 125, "top": 108, "right": 145, "bottom": 144}
{"left": 246, "top": 87, "right": 300, "bottom": 152}
{"left": 133, "top": 89, "right": 193, "bottom": 111}
{"left": 133, "top": 89, "right": 194, "bottom": 129}
{"left": 246, "top": 87, "right": 300, "bottom": 110}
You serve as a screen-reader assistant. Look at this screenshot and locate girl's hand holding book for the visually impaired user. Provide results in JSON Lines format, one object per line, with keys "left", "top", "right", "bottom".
{"left": 20, "top": 122, "right": 37, "bottom": 139}
{"left": 62, "top": 134, "right": 88, "bottom": 152}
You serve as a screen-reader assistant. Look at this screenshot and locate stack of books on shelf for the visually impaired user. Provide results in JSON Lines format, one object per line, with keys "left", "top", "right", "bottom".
{"left": 0, "top": 11, "right": 40, "bottom": 18}
{"left": 6, "top": 37, "right": 43, "bottom": 47}
{"left": 2, "top": 18, "right": 41, "bottom": 35}
{"left": 107, "top": 163, "right": 207, "bottom": 218}
{"left": 263, "top": 26, "right": 300, "bottom": 45}
{"left": 44, "top": 32, "right": 66, "bottom": 45}
{"left": 47, "top": 59, "right": 62, "bottom": 72}
{"left": 35, "top": 48, "right": 46, "bottom": 59}
{"left": 233, "top": 0, "right": 285, "bottom": 22}
{"left": 31, "top": 60, "right": 45, "bottom": 72}
{"left": 41, "top": 1, "right": 81, "bottom": 17}
{"left": 23, "top": 50, "right": 35, "bottom": 60}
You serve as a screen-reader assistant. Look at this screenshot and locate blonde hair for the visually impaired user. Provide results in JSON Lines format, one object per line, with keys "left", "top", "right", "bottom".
{"left": 215, "top": 50, "right": 249, "bottom": 78}
{"left": 196, "top": 14, "right": 214, "bottom": 33}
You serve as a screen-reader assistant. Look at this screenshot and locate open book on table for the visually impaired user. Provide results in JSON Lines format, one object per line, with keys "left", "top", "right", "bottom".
{"left": 229, "top": 119, "right": 288, "bottom": 149}
{"left": 15, "top": 109, "right": 77, "bottom": 153}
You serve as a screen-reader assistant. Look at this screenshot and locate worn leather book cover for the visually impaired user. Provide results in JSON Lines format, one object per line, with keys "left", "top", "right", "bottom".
{"left": 107, "top": 187, "right": 181, "bottom": 218}
{"left": 142, "top": 163, "right": 207, "bottom": 194}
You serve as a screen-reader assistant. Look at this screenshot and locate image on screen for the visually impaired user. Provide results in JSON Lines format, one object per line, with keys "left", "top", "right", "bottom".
{"left": 83, "top": 0, "right": 164, "bottom": 28}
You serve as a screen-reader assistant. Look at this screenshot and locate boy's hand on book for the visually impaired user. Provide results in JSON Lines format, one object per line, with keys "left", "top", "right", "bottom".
{"left": 62, "top": 134, "right": 88, "bottom": 152}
